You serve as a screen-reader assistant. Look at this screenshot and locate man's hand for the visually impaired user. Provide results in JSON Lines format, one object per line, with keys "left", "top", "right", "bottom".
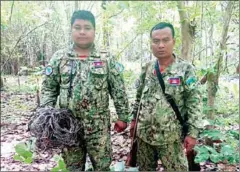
{"left": 114, "top": 120, "right": 127, "bottom": 133}
{"left": 130, "top": 119, "right": 136, "bottom": 137}
{"left": 184, "top": 136, "right": 197, "bottom": 153}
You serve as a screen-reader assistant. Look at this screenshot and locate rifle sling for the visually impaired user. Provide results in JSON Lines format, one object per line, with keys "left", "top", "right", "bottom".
{"left": 67, "top": 60, "right": 74, "bottom": 107}
{"left": 154, "top": 60, "right": 185, "bottom": 126}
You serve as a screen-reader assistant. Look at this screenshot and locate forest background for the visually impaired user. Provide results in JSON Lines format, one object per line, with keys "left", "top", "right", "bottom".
{"left": 1, "top": 1, "right": 239, "bottom": 171}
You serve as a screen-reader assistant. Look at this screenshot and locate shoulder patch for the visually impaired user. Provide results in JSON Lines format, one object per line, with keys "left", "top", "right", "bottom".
{"left": 134, "top": 79, "right": 141, "bottom": 89}
{"left": 115, "top": 62, "right": 124, "bottom": 73}
{"left": 45, "top": 66, "right": 53, "bottom": 76}
{"left": 186, "top": 76, "right": 197, "bottom": 86}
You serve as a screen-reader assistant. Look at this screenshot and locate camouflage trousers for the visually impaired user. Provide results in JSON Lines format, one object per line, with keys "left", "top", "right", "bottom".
{"left": 62, "top": 122, "right": 112, "bottom": 171}
{"left": 136, "top": 137, "right": 188, "bottom": 171}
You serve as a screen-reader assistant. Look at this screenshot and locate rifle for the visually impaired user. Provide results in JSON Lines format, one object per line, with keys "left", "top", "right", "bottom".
{"left": 126, "top": 63, "right": 150, "bottom": 167}
{"left": 125, "top": 102, "right": 141, "bottom": 167}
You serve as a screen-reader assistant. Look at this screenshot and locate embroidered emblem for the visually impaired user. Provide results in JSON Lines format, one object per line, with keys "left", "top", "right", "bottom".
{"left": 93, "top": 61, "right": 104, "bottom": 68}
{"left": 169, "top": 77, "right": 181, "bottom": 86}
{"left": 45, "top": 66, "right": 53, "bottom": 76}
{"left": 186, "top": 76, "right": 197, "bottom": 86}
{"left": 135, "top": 79, "right": 140, "bottom": 88}
{"left": 115, "top": 62, "right": 124, "bottom": 73}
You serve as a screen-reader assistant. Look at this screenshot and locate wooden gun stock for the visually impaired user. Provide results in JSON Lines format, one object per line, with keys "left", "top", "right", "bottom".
{"left": 126, "top": 103, "right": 141, "bottom": 167}
{"left": 126, "top": 138, "right": 138, "bottom": 167}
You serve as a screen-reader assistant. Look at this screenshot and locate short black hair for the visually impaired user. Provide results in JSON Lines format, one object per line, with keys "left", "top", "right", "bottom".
{"left": 150, "top": 22, "right": 175, "bottom": 38}
{"left": 71, "top": 10, "right": 95, "bottom": 29}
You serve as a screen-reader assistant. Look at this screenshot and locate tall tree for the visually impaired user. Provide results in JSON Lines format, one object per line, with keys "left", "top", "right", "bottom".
{"left": 75, "top": 1, "right": 78, "bottom": 10}
{"left": 177, "top": 1, "right": 196, "bottom": 61}
{"left": 206, "top": 1, "right": 235, "bottom": 119}
{"left": 101, "top": 0, "right": 109, "bottom": 49}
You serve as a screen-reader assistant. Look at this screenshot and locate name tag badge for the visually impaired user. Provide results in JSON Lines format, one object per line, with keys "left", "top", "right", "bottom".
{"left": 169, "top": 77, "right": 181, "bottom": 86}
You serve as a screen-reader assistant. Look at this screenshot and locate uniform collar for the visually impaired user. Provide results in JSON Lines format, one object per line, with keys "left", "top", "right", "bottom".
{"left": 67, "top": 43, "right": 100, "bottom": 58}
{"left": 153, "top": 53, "right": 180, "bottom": 75}
{"left": 164, "top": 53, "right": 182, "bottom": 75}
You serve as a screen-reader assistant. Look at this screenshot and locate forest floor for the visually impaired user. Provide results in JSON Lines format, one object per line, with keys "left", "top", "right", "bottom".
{"left": 1, "top": 75, "right": 239, "bottom": 171}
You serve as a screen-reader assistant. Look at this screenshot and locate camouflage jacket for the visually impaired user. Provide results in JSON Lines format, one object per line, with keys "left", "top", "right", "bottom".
{"left": 40, "top": 44, "right": 129, "bottom": 123}
{"left": 132, "top": 55, "right": 203, "bottom": 146}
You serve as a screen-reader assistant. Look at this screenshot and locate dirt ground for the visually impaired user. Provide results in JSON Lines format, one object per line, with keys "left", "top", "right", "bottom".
{"left": 1, "top": 76, "right": 136, "bottom": 171}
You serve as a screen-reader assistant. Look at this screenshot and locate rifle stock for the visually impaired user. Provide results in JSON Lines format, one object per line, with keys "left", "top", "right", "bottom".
{"left": 126, "top": 104, "right": 141, "bottom": 167}
{"left": 126, "top": 137, "right": 138, "bottom": 167}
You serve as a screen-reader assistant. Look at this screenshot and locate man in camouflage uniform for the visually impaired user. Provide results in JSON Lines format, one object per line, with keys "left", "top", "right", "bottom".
{"left": 40, "top": 10, "right": 129, "bottom": 171}
{"left": 130, "top": 22, "right": 203, "bottom": 171}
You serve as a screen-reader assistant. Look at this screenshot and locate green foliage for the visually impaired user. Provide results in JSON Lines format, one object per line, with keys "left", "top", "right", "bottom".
{"left": 194, "top": 143, "right": 239, "bottom": 164}
{"left": 51, "top": 155, "right": 68, "bottom": 172}
{"left": 13, "top": 142, "right": 33, "bottom": 164}
{"left": 18, "top": 66, "right": 44, "bottom": 76}
{"left": 123, "top": 69, "right": 138, "bottom": 87}
{"left": 5, "top": 75, "right": 42, "bottom": 94}
{"left": 195, "top": 117, "right": 239, "bottom": 165}
{"left": 200, "top": 129, "right": 226, "bottom": 141}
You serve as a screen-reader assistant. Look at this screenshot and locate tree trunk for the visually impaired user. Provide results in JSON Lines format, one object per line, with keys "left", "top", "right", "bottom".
{"left": 0, "top": 76, "right": 3, "bottom": 89}
{"left": 75, "top": 1, "right": 78, "bottom": 10}
{"left": 177, "top": 1, "right": 196, "bottom": 61}
{"left": 236, "top": 63, "right": 240, "bottom": 74}
{"left": 102, "top": 0, "right": 109, "bottom": 49}
{"left": 207, "top": 1, "right": 234, "bottom": 119}
{"left": 42, "top": 33, "right": 47, "bottom": 66}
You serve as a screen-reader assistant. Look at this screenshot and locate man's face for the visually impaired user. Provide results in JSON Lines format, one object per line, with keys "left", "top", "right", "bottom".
{"left": 71, "top": 19, "right": 95, "bottom": 49}
{"left": 151, "top": 27, "right": 175, "bottom": 59}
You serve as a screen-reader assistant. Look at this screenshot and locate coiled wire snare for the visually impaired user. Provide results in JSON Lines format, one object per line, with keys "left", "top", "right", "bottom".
{"left": 28, "top": 107, "right": 84, "bottom": 149}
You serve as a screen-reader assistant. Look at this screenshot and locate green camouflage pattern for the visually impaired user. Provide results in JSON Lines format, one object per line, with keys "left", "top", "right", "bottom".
{"left": 136, "top": 137, "right": 188, "bottom": 171}
{"left": 132, "top": 55, "right": 203, "bottom": 145}
{"left": 40, "top": 44, "right": 129, "bottom": 170}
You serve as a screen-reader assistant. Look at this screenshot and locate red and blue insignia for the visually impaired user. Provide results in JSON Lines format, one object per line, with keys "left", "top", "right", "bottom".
{"left": 93, "top": 61, "right": 104, "bottom": 68}
{"left": 169, "top": 77, "right": 181, "bottom": 86}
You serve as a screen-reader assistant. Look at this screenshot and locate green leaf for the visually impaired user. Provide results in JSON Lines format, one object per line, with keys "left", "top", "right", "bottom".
{"left": 227, "top": 156, "right": 235, "bottom": 164}
{"left": 15, "top": 143, "right": 28, "bottom": 154}
{"left": 58, "top": 159, "right": 66, "bottom": 169}
{"left": 227, "top": 130, "right": 239, "bottom": 140}
{"left": 194, "top": 152, "right": 209, "bottom": 163}
{"left": 13, "top": 154, "right": 24, "bottom": 162}
{"left": 194, "top": 145, "right": 211, "bottom": 163}
{"left": 209, "top": 152, "right": 222, "bottom": 163}
{"left": 234, "top": 153, "right": 240, "bottom": 163}
{"left": 194, "top": 145, "right": 209, "bottom": 154}
{"left": 51, "top": 167, "right": 60, "bottom": 172}
{"left": 205, "top": 145, "right": 218, "bottom": 154}
{"left": 200, "top": 129, "right": 224, "bottom": 140}
{"left": 14, "top": 143, "right": 33, "bottom": 159}
{"left": 220, "top": 144, "right": 234, "bottom": 156}
{"left": 24, "top": 157, "right": 33, "bottom": 164}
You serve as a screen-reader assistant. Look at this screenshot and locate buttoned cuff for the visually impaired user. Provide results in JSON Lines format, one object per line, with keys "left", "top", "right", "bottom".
{"left": 188, "top": 127, "right": 199, "bottom": 139}
{"left": 119, "top": 115, "right": 130, "bottom": 123}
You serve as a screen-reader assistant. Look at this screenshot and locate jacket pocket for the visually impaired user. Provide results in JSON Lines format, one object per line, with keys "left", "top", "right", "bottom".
{"left": 89, "top": 66, "right": 108, "bottom": 90}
